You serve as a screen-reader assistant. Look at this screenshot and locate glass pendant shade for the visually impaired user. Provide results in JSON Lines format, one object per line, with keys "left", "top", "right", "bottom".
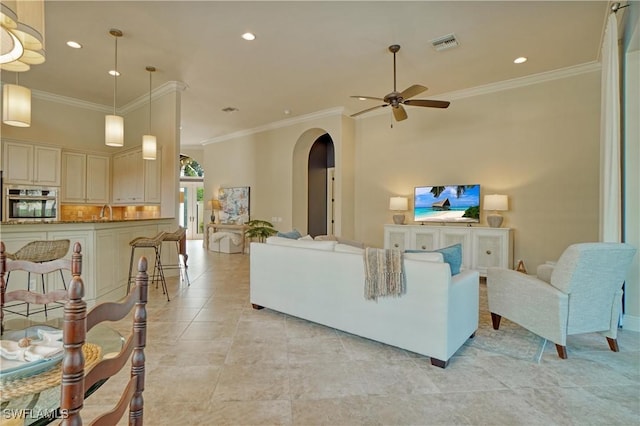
{"left": 142, "top": 65, "right": 156, "bottom": 160}
{"left": 2, "top": 83, "right": 31, "bottom": 127}
{"left": 105, "top": 114, "right": 124, "bottom": 146}
{"left": 142, "top": 134, "right": 157, "bottom": 160}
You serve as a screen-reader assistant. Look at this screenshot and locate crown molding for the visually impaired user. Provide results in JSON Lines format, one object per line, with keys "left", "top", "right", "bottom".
{"left": 31, "top": 89, "right": 112, "bottom": 113}
{"left": 29, "top": 80, "right": 188, "bottom": 114}
{"left": 121, "top": 81, "right": 188, "bottom": 114}
{"left": 445, "top": 61, "right": 601, "bottom": 101}
{"left": 201, "top": 106, "right": 345, "bottom": 145}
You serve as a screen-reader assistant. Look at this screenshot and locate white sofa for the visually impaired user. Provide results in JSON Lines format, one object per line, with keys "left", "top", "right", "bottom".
{"left": 249, "top": 238, "right": 480, "bottom": 368}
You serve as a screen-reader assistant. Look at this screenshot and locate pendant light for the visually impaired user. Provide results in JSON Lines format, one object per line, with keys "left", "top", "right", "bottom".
{"left": 0, "top": 0, "right": 46, "bottom": 71}
{"left": 2, "top": 73, "right": 31, "bottom": 127}
{"left": 105, "top": 28, "right": 123, "bottom": 147}
{"left": 142, "top": 66, "right": 156, "bottom": 160}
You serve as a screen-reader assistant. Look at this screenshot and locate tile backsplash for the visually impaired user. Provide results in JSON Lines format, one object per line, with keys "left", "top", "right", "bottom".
{"left": 60, "top": 205, "right": 160, "bottom": 221}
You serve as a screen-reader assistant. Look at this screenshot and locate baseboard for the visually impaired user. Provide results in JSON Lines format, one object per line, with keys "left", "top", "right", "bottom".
{"left": 622, "top": 314, "right": 640, "bottom": 332}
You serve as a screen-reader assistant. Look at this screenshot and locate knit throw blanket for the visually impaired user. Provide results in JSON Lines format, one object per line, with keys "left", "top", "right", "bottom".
{"left": 363, "top": 248, "right": 405, "bottom": 301}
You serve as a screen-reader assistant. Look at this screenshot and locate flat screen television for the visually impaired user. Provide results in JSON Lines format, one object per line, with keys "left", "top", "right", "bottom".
{"left": 414, "top": 184, "right": 480, "bottom": 223}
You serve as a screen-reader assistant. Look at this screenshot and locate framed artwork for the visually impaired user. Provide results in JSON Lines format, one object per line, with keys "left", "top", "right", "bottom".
{"left": 218, "top": 187, "right": 250, "bottom": 224}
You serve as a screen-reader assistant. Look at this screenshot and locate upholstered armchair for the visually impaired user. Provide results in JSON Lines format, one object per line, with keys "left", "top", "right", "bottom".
{"left": 487, "top": 242, "right": 636, "bottom": 359}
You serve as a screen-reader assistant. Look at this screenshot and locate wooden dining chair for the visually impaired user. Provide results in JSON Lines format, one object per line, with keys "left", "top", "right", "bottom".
{"left": 60, "top": 253, "right": 149, "bottom": 425}
{"left": 0, "top": 241, "right": 82, "bottom": 333}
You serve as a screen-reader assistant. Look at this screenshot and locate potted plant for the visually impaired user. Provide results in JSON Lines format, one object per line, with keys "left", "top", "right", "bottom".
{"left": 245, "top": 219, "right": 277, "bottom": 243}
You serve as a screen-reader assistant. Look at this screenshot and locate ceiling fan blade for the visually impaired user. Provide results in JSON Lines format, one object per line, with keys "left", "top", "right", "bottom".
{"left": 350, "top": 104, "right": 388, "bottom": 117}
{"left": 399, "top": 84, "right": 427, "bottom": 100}
{"left": 404, "top": 99, "right": 451, "bottom": 109}
{"left": 350, "top": 95, "right": 385, "bottom": 101}
{"left": 392, "top": 105, "right": 408, "bottom": 121}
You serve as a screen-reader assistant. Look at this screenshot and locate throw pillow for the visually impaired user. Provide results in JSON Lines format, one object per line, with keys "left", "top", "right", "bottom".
{"left": 277, "top": 229, "right": 302, "bottom": 239}
{"left": 406, "top": 243, "right": 462, "bottom": 275}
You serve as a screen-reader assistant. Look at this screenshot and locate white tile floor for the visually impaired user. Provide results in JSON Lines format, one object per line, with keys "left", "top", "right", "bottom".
{"left": 81, "top": 241, "right": 640, "bottom": 425}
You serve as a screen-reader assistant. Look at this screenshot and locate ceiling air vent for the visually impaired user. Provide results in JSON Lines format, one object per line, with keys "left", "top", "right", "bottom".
{"left": 430, "top": 33, "right": 459, "bottom": 51}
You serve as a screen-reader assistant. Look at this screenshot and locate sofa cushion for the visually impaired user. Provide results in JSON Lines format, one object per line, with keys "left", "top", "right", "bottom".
{"left": 314, "top": 234, "right": 337, "bottom": 241}
{"left": 266, "top": 236, "right": 337, "bottom": 251}
{"left": 334, "top": 243, "right": 365, "bottom": 254}
{"left": 277, "top": 229, "right": 302, "bottom": 239}
{"left": 403, "top": 252, "right": 444, "bottom": 263}
{"left": 406, "top": 244, "right": 462, "bottom": 275}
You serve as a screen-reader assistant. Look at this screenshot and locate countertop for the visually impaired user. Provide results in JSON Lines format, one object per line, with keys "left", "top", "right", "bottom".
{"left": 1, "top": 217, "right": 173, "bottom": 225}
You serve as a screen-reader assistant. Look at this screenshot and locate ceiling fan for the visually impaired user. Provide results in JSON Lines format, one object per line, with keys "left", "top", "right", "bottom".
{"left": 350, "top": 44, "right": 450, "bottom": 122}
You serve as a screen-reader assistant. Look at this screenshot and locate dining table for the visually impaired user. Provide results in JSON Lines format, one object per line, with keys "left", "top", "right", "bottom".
{"left": 0, "top": 317, "right": 123, "bottom": 426}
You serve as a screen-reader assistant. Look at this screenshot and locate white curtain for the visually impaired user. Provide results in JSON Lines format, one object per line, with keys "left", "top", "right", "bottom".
{"left": 600, "top": 13, "right": 621, "bottom": 243}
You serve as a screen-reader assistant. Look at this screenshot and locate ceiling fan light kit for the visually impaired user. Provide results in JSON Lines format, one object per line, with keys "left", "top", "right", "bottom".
{"left": 350, "top": 44, "right": 450, "bottom": 122}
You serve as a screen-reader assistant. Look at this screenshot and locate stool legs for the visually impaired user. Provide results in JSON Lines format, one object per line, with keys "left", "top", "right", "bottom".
{"left": 159, "top": 241, "right": 190, "bottom": 286}
{"left": 128, "top": 244, "right": 169, "bottom": 302}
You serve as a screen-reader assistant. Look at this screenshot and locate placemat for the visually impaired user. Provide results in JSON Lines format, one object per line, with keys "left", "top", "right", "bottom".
{"left": 0, "top": 343, "right": 102, "bottom": 401}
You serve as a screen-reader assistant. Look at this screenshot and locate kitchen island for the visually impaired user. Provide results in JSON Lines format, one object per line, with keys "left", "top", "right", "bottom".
{"left": 0, "top": 218, "right": 177, "bottom": 305}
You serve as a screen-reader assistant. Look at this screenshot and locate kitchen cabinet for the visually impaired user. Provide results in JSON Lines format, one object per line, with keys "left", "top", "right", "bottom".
{"left": 112, "top": 148, "right": 161, "bottom": 204}
{"left": 2, "top": 141, "right": 61, "bottom": 186}
{"left": 1, "top": 219, "right": 175, "bottom": 304}
{"left": 61, "top": 152, "right": 110, "bottom": 204}
{"left": 384, "top": 224, "right": 513, "bottom": 276}
{"left": 143, "top": 147, "right": 162, "bottom": 204}
{"left": 112, "top": 149, "right": 144, "bottom": 204}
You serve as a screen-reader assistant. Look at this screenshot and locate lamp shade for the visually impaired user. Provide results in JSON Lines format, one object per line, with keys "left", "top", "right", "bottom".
{"left": 483, "top": 194, "right": 508, "bottom": 211}
{"left": 389, "top": 196, "right": 408, "bottom": 211}
{"left": 2, "top": 83, "right": 30, "bottom": 127}
{"left": 142, "top": 134, "right": 157, "bottom": 160}
{"left": 211, "top": 199, "right": 222, "bottom": 210}
{"left": 105, "top": 114, "right": 124, "bottom": 147}
{"left": 0, "top": 0, "right": 46, "bottom": 71}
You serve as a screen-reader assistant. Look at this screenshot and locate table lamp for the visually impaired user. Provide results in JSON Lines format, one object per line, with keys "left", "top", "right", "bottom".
{"left": 483, "top": 194, "right": 508, "bottom": 228}
{"left": 389, "top": 196, "right": 409, "bottom": 225}
{"left": 210, "top": 199, "right": 222, "bottom": 223}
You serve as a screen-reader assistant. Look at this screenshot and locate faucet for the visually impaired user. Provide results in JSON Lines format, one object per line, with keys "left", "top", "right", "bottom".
{"left": 99, "top": 204, "right": 113, "bottom": 220}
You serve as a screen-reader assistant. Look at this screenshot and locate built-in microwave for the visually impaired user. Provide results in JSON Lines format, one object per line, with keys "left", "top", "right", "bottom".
{"left": 3, "top": 185, "right": 59, "bottom": 222}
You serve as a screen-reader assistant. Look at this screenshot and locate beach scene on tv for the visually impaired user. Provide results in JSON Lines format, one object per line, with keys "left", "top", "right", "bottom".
{"left": 414, "top": 185, "right": 480, "bottom": 223}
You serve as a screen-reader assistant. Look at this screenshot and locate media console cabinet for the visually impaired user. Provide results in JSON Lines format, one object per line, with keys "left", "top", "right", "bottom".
{"left": 384, "top": 224, "right": 513, "bottom": 276}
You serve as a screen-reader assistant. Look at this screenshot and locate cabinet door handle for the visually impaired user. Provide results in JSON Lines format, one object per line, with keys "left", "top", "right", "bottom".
{"left": 421, "top": 245, "right": 426, "bottom": 249}
{"left": 394, "top": 243, "right": 399, "bottom": 248}
{"left": 486, "top": 250, "right": 492, "bottom": 255}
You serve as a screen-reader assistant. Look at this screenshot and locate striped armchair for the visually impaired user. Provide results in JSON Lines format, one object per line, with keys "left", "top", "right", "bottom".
{"left": 487, "top": 242, "right": 636, "bottom": 359}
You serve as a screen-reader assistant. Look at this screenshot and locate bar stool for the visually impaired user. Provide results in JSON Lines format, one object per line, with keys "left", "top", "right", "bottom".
{"left": 4, "top": 239, "right": 70, "bottom": 317}
{"left": 127, "top": 232, "right": 169, "bottom": 301}
{"left": 160, "top": 227, "right": 190, "bottom": 286}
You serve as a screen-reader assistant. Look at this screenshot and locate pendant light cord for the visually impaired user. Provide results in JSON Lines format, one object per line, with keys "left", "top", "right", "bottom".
{"left": 146, "top": 66, "right": 156, "bottom": 133}
{"left": 113, "top": 35, "right": 117, "bottom": 115}
{"left": 148, "top": 69, "right": 152, "bottom": 133}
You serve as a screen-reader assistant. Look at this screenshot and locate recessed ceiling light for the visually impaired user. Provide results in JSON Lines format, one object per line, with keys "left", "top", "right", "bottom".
{"left": 241, "top": 32, "right": 256, "bottom": 41}
{"left": 283, "top": 109, "right": 291, "bottom": 115}
{"left": 66, "top": 41, "right": 82, "bottom": 49}
{"left": 108, "top": 70, "right": 120, "bottom": 76}
{"left": 358, "top": 97, "right": 367, "bottom": 101}
{"left": 514, "top": 57, "right": 527, "bottom": 64}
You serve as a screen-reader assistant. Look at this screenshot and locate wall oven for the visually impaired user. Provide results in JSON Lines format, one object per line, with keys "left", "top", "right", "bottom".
{"left": 3, "top": 186, "right": 59, "bottom": 222}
